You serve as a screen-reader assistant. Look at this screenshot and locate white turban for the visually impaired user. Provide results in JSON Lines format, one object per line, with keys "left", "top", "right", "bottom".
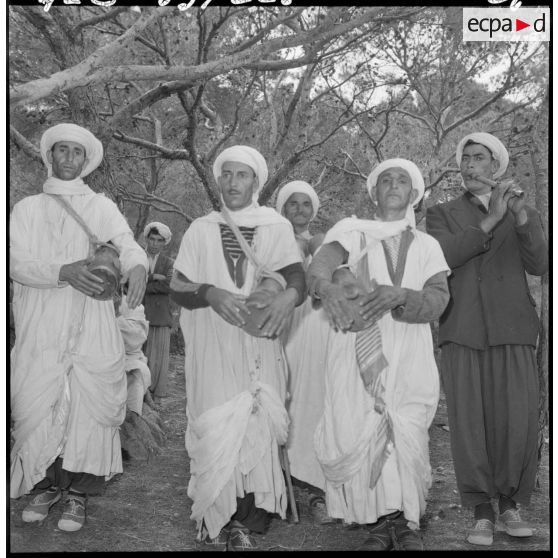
{"left": 40, "top": 123, "right": 104, "bottom": 178}
{"left": 275, "top": 181, "right": 320, "bottom": 221}
{"left": 144, "top": 222, "right": 172, "bottom": 244}
{"left": 212, "top": 145, "right": 269, "bottom": 201}
{"left": 455, "top": 132, "right": 509, "bottom": 179}
{"left": 366, "top": 158, "right": 425, "bottom": 208}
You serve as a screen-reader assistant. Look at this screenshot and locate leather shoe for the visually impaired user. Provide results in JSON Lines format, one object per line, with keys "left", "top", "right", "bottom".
{"left": 391, "top": 512, "right": 424, "bottom": 550}
{"left": 357, "top": 517, "right": 393, "bottom": 551}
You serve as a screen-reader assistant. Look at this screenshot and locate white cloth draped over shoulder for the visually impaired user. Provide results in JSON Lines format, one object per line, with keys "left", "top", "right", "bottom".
{"left": 10, "top": 188, "right": 148, "bottom": 498}
{"left": 117, "top": 297, "right": 151, "bottom": 415}
{"left": 174, "top": 205, "right": 302, "bottom": 540}
{"left": 314, "top": 216, "right": 449, "bottom": 527}
{"left": 283, "top": 230, "right": 330, "bottom": 491}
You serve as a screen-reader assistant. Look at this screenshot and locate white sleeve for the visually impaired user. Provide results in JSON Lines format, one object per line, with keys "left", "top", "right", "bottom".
{"left": 111, "top": 231, "right": 149, "bottom": 275}
{"left": 9, "top": 202, "right": 66, "bottom": 288}
{"left": 173, "top": 221, "right": 200, "bottom": 281}
{"left": 422, "top": 234, "right": 451, "bottom": 283}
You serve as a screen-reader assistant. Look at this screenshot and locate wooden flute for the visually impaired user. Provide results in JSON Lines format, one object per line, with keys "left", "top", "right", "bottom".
{"left": 468, "top": 173, "right": 524, "bottom": 198}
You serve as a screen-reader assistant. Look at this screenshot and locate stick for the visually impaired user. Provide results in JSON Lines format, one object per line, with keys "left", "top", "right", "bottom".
{"left": 280, "top": 445, "right": 299, "bottom": 523}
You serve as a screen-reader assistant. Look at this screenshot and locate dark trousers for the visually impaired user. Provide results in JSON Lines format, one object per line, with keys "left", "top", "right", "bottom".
{"left": 441, "top": 343, "right": 539, "bottom": 508}
{"left": 35, "top": 457, "right": 105, "bottom": 496}
{"left": 231, "top": 493, "right": 268, "bottom": 533}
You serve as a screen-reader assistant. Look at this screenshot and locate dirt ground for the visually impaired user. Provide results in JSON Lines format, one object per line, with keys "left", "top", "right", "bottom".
{"left": 9, "top": 353, "right": 550, "bottom": 553}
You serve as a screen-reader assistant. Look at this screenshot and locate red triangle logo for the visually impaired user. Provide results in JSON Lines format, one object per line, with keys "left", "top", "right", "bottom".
{"left": 516, "top": 18, "right": 530, "bottom": 31}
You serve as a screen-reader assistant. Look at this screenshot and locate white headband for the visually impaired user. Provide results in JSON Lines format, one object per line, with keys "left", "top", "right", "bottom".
{"left": 144, "top": 222, "right": 172, "bottom": 244}
{"left": 275, "top": 181, "right": 320, "bottom": 221}
{"left": 366, "top": 158, "right": 425, "bottom": 207}
{"left": 455, "top": 132, "right": 509, "bottom": 179}
{"left": 212, "top": 145, "right": 269, "bottom": 201}
{"left": 40, "top": 123, "right": 104, "bottom": 178}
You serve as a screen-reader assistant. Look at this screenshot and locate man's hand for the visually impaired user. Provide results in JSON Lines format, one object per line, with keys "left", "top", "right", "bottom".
{"left": 123, "top": 265, "right": 147, "bottom": 309}
{"left": 359, "top": 285, "right": 406, "bottom": 322}
{"left": 317, "top": 280, "right": 356, "bottom": 332}
{"left": 480, "top": 181, "right": 519, "bottom": 233}
{"left": 505, "top": 182, "right": 527, "bottom": 225}
{"left": 59, "top": 258, "right": 105, "bottom": 297}
{"left": 152, "top": 273, "right": 166, "bottom": 281}
{"left": 206, "top": 287, "right": 250, "bottom": 327}
{"left": 253, "top": 288, "right": 298, "bottom": 339}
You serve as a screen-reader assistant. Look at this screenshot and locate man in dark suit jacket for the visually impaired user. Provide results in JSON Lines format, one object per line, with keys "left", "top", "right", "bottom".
{"left": 426, "top": 132, "right": 548, "bottom": 547}
{"left": 142, "top": 222, "right": 175, "bottom": 406}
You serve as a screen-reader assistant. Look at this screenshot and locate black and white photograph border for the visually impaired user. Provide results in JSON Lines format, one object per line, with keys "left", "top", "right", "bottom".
{"left": 6, "top": 0, "right": 551, "bottom": 552}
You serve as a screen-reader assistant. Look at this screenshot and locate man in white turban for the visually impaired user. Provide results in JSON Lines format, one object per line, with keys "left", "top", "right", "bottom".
{"left": 275, "top": 181, "right": 333, "bottom": 524}
{"left": 169, "top": 146, "right": 306, "bottom": 550}
{"left": 141, "top": 221, "right": 174, "bottom": 406}
{"left": 307, "top": 158, "right": 450, "bottom": 550}
{"left": 426, "top": 132, "right": 548, "bottom": 546}
{"left": 10, "top": 123, "right": 148, "bottom": 532}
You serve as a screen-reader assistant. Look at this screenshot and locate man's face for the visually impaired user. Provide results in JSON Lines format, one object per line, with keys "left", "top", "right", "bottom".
{"left": 460, "top": 143, "right": 499, "bottom": 195}
{"left": 47, "top": 141, "right": 87, "bottom": 181}
{"left": 283, "top": 192, "right": 313, "bottom": 229}
{"left": 146, "top": 232, "right": 165, "bottom": 255}
{"left": 374, "top": 167, "right": 417, "bottom": 214}
{"left": 218, "top": 161, "right": 258, "bottom": 211}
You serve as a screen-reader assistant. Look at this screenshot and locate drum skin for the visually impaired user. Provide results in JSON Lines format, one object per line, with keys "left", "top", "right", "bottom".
{"left": 332, "top": 267, "right": 376, "bottom": 332}
{"left": 240, "top": 278, "right": 283, "bottom": 338}
{"left": 87, "top": 243, "right": 121, "bottom": 301}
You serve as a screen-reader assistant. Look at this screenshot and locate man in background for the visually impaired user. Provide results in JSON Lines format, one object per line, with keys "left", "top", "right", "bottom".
{"left": 143, "top": 222, "right": 174, "bottom": 407}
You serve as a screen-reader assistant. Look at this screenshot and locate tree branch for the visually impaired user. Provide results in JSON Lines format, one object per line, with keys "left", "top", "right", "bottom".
{"left": 10, "top": 125, "right": 42, "bottom": 162}
{"left": 11, "top": 7, "right": 394, "bottom": 108}
{"left": 71, "top": 6, "right": 129, "bottom": 37}
{"left": 10, "top": 7, "right": 169, "bottom": 106}
{"left": 113, "top": 130, "right": 189, "bottom": 160}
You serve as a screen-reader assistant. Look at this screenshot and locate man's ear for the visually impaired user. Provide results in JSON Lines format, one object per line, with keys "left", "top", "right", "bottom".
{"left": 410, "top": 189, "right": 419, "bottom": 205}
{"left": 490, "top": 158, "right": 499, "bottom": 175}
{"left": 46, "top": 150, "right": 53, "bottom": 164}
{"left": 370, "top": 186, "right": 377, "bottom": 202}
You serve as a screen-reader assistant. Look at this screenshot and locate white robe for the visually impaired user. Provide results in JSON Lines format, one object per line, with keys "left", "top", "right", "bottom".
{"left": 117, "top": 298, "right": 151, "bottom": 416}
{"left": 174, "top": 212, "right": 301, "bottom": 539}
{"left": 284, "top": 234, "right": 330, "bottom": 491}
{"left": 314, "top": 227, "right": 449, "bottom": 527}
{"left": 10, "top": 192, "right": 148, "bottom": 498}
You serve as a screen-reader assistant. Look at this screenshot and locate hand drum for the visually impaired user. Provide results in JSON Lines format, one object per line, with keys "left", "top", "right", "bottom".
{"left": 332, "top": 267, "right": 376, "bottom": 332}
{"left": 240, "top": 277, "right": 284, "bottom": 337}
{"left": 87, "top": 242, "right": 122, "bottom": 301}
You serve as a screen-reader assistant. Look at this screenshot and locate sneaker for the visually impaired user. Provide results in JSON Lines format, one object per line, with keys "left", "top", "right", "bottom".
{"left": 198, "top": 521, "right": 228, "bottom": 550}
{"left": 391, "top": 513, "right": 424, "bottom": 551}
{"left": 228, "top": 524, "right": 257, "bottom": 552}
{"left": 496, "top": 508, "right": 533, "bottom": 537}
{"left": 357, "top": 516, "right": 393, "bottom": 551}
{"left": 203, "top": 529, "right": 228, "bottom": 551}
{"left": 309, "top": 495, "right": 336, "bottom": 525}
{"left": 22, "top": 487, "right": 62, "bottom": 522}
{"left": 58, "top": 493, "right": 86, "bottom": 532}
{"left": 466, "top": 519, "right": 494, "bottom": 546}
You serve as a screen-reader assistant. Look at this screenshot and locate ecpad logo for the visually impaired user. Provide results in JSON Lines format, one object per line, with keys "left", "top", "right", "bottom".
{"left": 463, "top": 8, "right": 549, "bottom": 41}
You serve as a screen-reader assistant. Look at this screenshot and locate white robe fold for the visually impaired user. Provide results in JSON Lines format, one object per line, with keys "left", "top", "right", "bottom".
{"left": 284, "top": 233, "right": 330, "bottom": 491}
{"left": 313, "top": 226, "right": 449, "bottom": 527}
{"left": 117, "top": 298, "right": 151, "bottom": 415}
{"left": 174, "top": 212, "right": 301, "bottom": 539}
{"left": 10, "top": 192, "right": 148, "bottom": 498}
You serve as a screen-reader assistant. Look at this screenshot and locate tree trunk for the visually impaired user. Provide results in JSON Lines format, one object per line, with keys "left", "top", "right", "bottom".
{"left": 529, "top": 130, "right": 549, "bottom": 481}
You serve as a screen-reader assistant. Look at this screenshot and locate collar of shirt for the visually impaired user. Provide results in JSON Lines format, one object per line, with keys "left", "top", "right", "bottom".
{"left": 474, "top": 192, "right": 491, "bottom": 210}
{"left": 147, "top": 253, "right": 159, "bottom": 273}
